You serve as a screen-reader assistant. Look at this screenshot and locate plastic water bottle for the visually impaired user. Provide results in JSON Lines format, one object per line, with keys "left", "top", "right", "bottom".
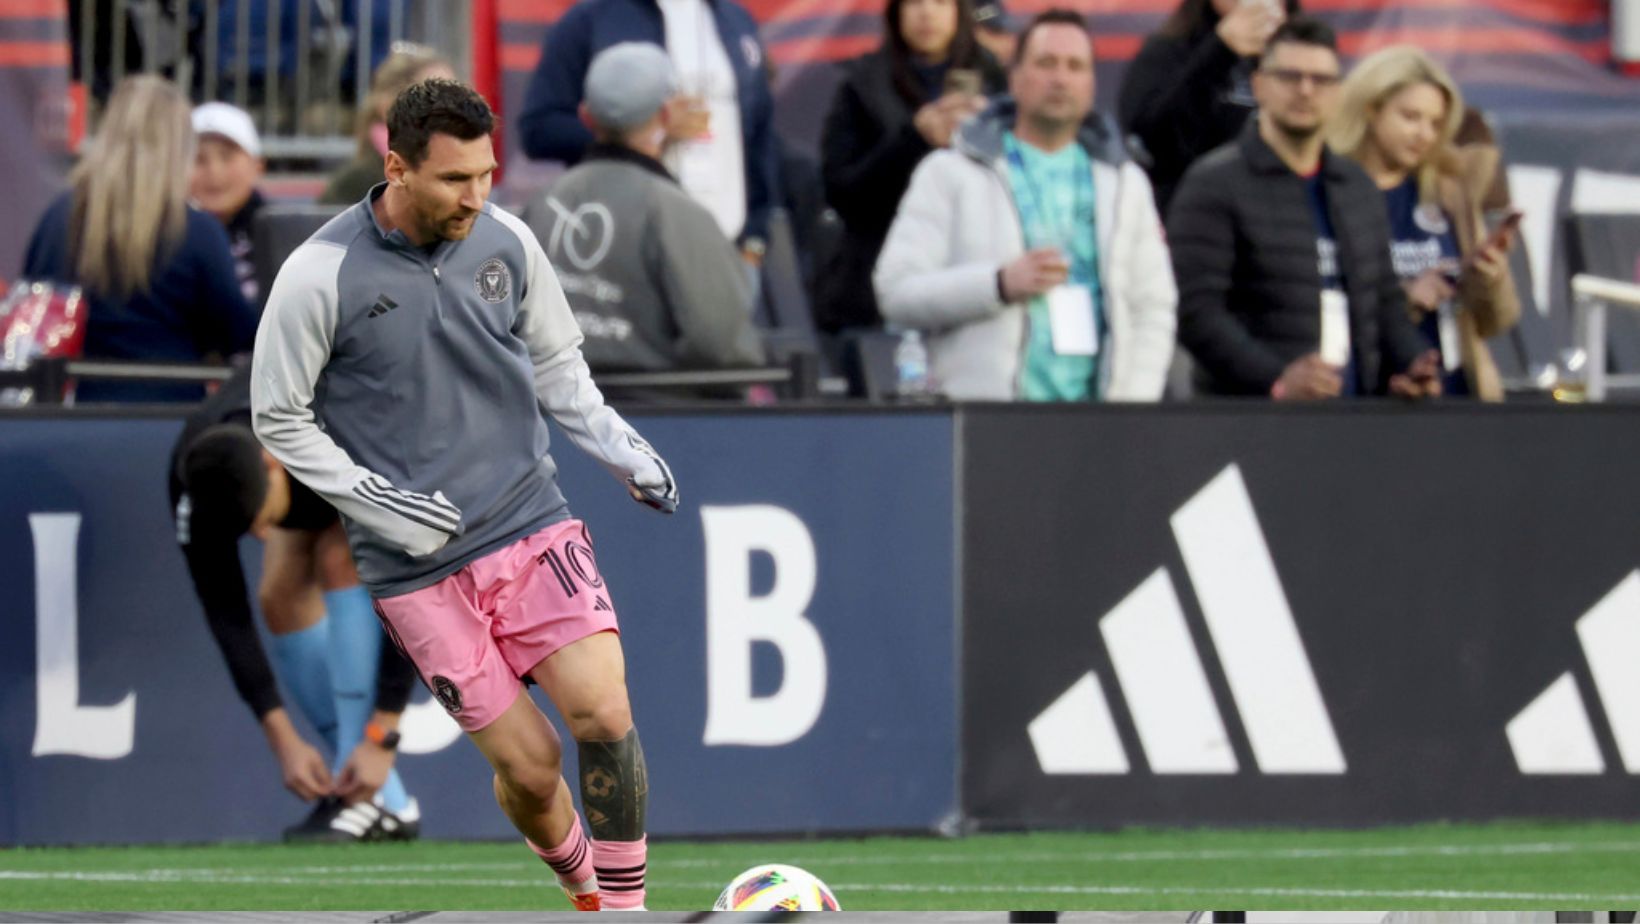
{"left": 894, "top": 329, "right": 932, "bottom": 400}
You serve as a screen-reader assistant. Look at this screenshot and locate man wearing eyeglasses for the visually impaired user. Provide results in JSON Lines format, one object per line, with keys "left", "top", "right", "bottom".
{"left": 1168, "top": 16, "right": 1440, "bottom": 400}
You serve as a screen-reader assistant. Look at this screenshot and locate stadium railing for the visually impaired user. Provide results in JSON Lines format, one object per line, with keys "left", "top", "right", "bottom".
{"left": 77, "top": 0, "right": 469, "bottom": 162}
{"left": 1572, "top": 273, "right": 1640, "bottom": 402}
{"left": 0, "top": 355, "right": 834, "bottom": 405}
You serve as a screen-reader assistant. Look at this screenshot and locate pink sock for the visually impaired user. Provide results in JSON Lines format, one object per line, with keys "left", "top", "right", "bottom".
{"left": 591, "top": 835, "right": 648, "bottom": 910}
{"left": 528, "top": 819, "right": 597, "bottom": 895}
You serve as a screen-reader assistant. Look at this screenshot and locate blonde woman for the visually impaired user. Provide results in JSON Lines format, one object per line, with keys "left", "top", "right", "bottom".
{"left": 319, "top": 45, "right": 454, "bottom": 204}
{"left": 1330, "top": 46, "right": 1520, "bottom": 400}
{"left": 22, "top": 76, "right": 257, "bottom": 403}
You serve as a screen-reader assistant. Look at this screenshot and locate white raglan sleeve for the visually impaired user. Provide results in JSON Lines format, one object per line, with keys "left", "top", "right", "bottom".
{"left": 251, "top": 242, "right": 464, "bottom": 556}
{"left": 491, "top": 208, "right": 678, "bottom": 507}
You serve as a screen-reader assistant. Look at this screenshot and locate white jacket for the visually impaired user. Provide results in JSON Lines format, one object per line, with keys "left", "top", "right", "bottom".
{"left": 874, "top": 106, "right": 1177, "bottom": 401}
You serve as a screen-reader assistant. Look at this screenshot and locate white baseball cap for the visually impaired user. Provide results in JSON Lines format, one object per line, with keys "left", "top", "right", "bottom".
{"left": 191, "top": 102, "right": 262, "bottom": 157}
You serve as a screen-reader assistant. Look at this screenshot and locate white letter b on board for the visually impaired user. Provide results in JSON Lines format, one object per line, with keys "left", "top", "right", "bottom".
{"left": 701, "top": 505, "right": 826, "bottom": 746}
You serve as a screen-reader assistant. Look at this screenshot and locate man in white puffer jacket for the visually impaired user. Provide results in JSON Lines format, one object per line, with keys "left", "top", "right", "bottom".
{"left": 875, "top": 9, "right": 1177, "bottom": 402}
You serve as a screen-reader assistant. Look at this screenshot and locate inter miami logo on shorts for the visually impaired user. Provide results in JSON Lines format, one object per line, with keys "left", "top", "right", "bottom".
{"left": 431, "top": 675, "right": 464, "bottom": 715}
{"left": 475, "top": 257, "right": 511, "bottom": 303}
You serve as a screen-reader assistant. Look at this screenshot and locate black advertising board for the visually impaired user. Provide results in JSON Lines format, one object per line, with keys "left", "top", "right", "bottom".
{"left": 960, "top": 404, "right": 1640, "bottom": 828}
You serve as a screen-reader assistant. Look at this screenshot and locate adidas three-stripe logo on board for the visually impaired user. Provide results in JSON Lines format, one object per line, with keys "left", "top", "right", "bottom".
{"left": 1508, "top": 571, "right": 1640, "bottom": 775}
{"left": 1028, "top": 465, "right": 1347, "bottom": 776}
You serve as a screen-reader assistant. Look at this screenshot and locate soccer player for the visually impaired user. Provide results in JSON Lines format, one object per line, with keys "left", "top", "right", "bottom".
{"left": 251, "top": 79, "right": 675, "bottom": 912}
{"left": 171, "top": 368, "right": 421, "bottom": 841}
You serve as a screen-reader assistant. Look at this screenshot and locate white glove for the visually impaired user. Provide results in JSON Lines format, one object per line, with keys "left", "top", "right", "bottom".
{"left": 621, "top": 432, "right": 678, "bottom": 514}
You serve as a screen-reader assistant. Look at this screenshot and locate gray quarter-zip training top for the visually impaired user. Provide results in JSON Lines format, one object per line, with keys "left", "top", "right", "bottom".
{"left": 251, "top": 184, "right": 670, "bottom": 597}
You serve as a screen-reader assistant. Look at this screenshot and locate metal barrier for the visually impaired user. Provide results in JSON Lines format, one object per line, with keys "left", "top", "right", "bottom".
{"left": 0, "top": 356, "right": 832, "bottom": 405}
{"left": 75, "top": 0, "right": 471, "bottom": 162}
{"left": 1572, "top": 273, "right": 1640, "bottom": 402}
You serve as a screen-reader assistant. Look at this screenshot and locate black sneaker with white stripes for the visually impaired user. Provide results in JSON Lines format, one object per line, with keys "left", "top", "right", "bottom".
{"left": 282, "top": 797, "right": 367, "bottom": 843}
{"left": 282, "top": 795, "right": 422, "bottom": 843}
{"left": 371, "top": 797, "right": 421, "bottom": 842}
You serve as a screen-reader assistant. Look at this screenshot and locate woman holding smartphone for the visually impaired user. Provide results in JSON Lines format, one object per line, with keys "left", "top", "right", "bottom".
{"left": 1330, "top": 45, "right": 1520, "bottom": 401}
{"left": 1118, "top": 0, "right": 1300, "bottom": 215}
{"left": 818, "top": 0, "right": 1005, "bottom": 335}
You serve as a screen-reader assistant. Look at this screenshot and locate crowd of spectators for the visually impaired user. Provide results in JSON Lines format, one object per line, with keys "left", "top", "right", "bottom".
{"left": 16, "top": 0, "right": 1531, "bottom": 407}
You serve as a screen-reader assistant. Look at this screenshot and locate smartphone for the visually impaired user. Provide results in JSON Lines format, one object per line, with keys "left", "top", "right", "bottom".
{"left": 944, "top": 68, "right": 982, "bottom": 97}
{"left": 1459, "top": 209, "right": 1523, "bottom": 277}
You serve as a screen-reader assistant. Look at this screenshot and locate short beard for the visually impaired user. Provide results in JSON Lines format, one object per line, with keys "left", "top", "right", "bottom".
{"left": 1270, "top": 116, "right": 1322, "bottom": 147}
{"left": 1023, "top": 110, "right": 1082, "bottom": 143}
{"left": 410, "top": 201, "right": 472, "bottom": 243}
{"left": 439, "top": 215, "right": 476, "bottom": 241}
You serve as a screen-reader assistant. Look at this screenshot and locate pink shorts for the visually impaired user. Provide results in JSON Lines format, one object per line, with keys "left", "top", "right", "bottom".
{"left": 374, "top": 519, "right": 620, "bottom": 732}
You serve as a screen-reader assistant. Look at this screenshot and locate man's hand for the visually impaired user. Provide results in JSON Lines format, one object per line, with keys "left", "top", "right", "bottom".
{"left": 999, "top": 248, "right": 1070, "bottom": 303}
{"left": 1216, "top": 0, "right": 1283, "bottom": 57}
{"left": 276, "top": 739, "right": 333, "bottom": 801}
{"left": 666, "top": 95, "right": 711, "bottom": 142}
{"left": 1388, "top": 348, "right": 1443, "bottom": 399}
{"left": 1404, "top": 269, "right": 1456, "bottom": 314}
{"left": 628, "top": 477, "right": 678, "bottom": 514}
{"left": 912, "top": 92, "right": 987, "bottom": 148}
{"left": 262, "top": 709, "right": 333, "bottom": 801}
{"left": 335, "top": 739, "right": 396, "bottom": 805}
{"left": 623, "top": 433, "right": 678, "bottom": 514}
{"left": 1272, "top": 353, "right": 1343, "bottom": 401}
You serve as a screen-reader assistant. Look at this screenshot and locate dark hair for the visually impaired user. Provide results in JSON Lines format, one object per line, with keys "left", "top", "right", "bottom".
{"left": 1013, "top": 9, "right": 1090, "bottom": 70}
{"left": 387, "top": 78, "right": 495, "bottom": 167}
{"left": 182, "top": 424, "right": 268, "bottom": 540}
{"left": 884, "top": 0, "right": 983, "bottom": 106}
{"left": 1159, "top": 0, "right": 1303, "bottom": 41}
{"left": 1260, "top": 15, "right": 1338, "bottom": 62}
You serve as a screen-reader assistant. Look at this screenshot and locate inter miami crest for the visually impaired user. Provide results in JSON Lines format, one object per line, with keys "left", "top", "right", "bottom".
{"left": 475, "top": 257, "right": 511, "bottom": 303}
{"left": 431, "top": 675, "right": 464, "bottom": 715}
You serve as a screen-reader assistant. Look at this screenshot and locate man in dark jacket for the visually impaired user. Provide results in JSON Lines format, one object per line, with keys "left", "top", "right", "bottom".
{"left": 516, "top": 0, "right": 777, "bottom": 256}
{"left": 1169, "top": 16, "right": 1439, "bottom": 400}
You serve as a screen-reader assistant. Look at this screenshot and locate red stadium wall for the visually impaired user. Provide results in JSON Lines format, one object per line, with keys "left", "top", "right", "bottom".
{"left": 495, "top": 0, "right": 1639, "bottom": 151}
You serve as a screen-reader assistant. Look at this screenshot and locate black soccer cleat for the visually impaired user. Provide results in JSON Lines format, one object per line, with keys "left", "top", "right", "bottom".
{"left": 369, "top": 797, "right": 422, "bottom": 842}
{"left": 283, "top": 796, "right": 358, "bottom": 843}
{"left": 282, "top": 796, "right": 380, "bottom": 843}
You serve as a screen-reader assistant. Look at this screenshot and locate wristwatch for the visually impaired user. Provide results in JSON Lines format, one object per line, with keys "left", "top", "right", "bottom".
{"left": 741, "top": 237, "right": 768, "bottom": 258}
{"left": 365, "top": 721, "right": 401, "bottom": 751}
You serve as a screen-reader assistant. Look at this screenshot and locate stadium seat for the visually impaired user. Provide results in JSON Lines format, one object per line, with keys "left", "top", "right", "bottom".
{"left": 845, "top": 329, "right": 901, "bottom": 402}
{"left": 1494, "top": 230, "right": 1553, "bottom": 389}
{"left": 252, "top": 204, "right": 346, "bottom": 307}
{"left": 754, "top": 208, "right": 826, "bottom": 370}
{"left": 1565, "top": 213, "right": 1640, "bottom": 372}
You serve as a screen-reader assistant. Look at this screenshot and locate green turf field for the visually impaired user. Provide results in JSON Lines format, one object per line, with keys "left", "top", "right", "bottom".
{"left": 4, "top": 821, "right": 1640, "bottom": 911}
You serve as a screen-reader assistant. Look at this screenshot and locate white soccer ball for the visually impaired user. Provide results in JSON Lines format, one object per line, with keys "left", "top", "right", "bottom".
{"left": 712, "top": 863, "right": 841, "bottom": 911}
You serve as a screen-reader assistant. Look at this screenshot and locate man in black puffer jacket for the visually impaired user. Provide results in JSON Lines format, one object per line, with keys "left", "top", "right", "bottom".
{"left": 1169, "top": 16, "right": 1440, "bottom": 400}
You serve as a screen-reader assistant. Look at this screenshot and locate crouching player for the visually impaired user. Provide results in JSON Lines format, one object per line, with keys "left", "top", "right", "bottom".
{"left": 172, "top": 368, "right": 420, "bottom": 841}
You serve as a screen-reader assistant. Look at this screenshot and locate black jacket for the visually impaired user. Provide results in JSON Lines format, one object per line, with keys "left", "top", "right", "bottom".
{"left": 1117, "top": 30, "right": 1256, "bottom": 215}
{"left": 816, "top": 48, "right": 1005, "bottom": 332}
{"left": 1168, "top": 123, "right": 1429, "bottom": 396}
